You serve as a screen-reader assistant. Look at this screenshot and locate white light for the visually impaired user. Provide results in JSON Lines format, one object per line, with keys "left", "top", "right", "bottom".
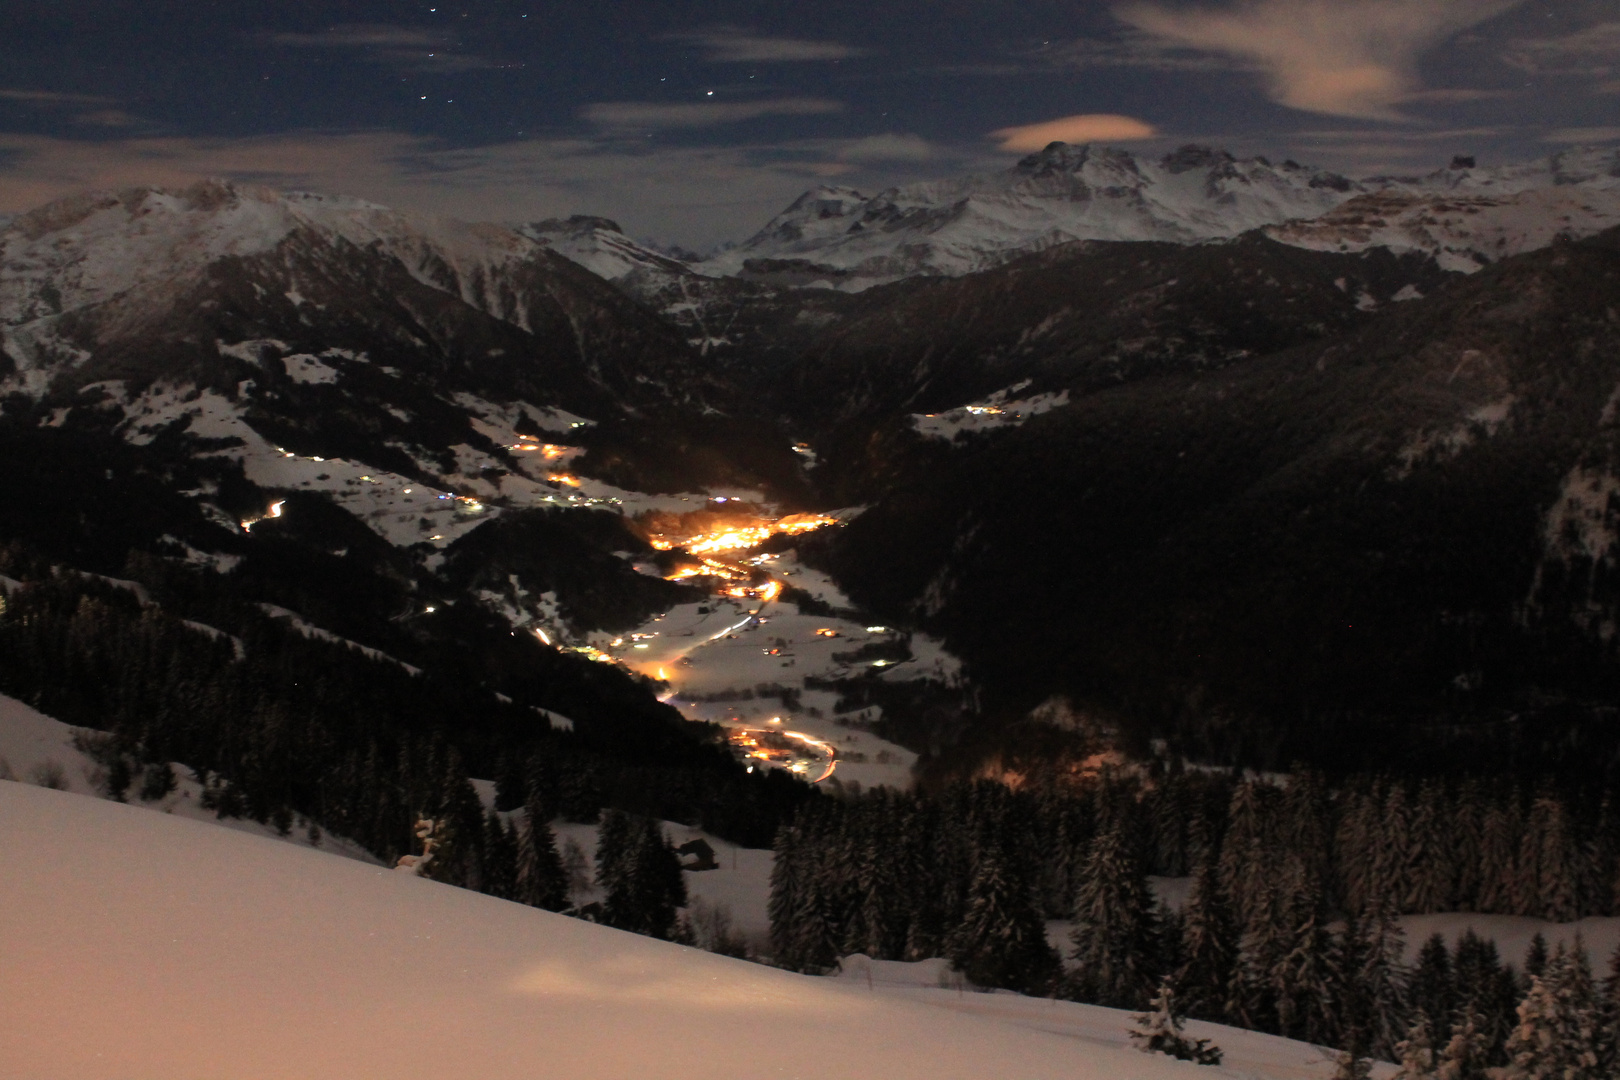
{"left": 425, "top": 606, "right": 436, "bottom": 613}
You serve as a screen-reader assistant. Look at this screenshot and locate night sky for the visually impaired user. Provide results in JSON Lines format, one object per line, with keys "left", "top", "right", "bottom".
{"left": 0, "top": 0, "right": 1615, "bottom": 247}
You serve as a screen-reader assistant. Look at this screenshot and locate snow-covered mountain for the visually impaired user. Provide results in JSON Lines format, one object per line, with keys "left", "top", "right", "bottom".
{"left": 685, "top": 143, "right": 1620, "bottom": 290}
{"left": 517, "top": 215, "right": 692, "bottom": 283}
{"left": 1268, "top": 146, "right": 1620, "bottom": 272}
{"left": 697, "top": 144, "right": 1361, "bottom": 288}
{"left": 0, "top": 180, "right": 710, "bottom": 410}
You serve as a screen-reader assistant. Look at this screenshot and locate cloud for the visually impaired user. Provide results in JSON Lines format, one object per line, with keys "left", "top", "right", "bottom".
{"left": 0, "top": 89, "right": 117, "bottom": 106}
{"left": 837, "top": 133, "right": 935, "bottom": 162}
{"left": 582, "top": 98, "right": 844, "bottom": 131}
{"left": 670, "top": 29, "right": 869, "bottom": 63}
{"left": 1543, "top": 126, "right": 1620, "bottom": 144}
{"left": 261, "top": 25, "right": 445, "bottom": 50}
{"left": 255, "top": 23, "right": 508, "bottom": 72}
{"left": 990, "top": 114, "right": 1158, "bottom": 151}
{"left": 1504, "top": 21, "right": 1620, "bottom": 78}
{"left": 1115, "top": 0, "right": 1526, "bottom": 120}
{"left": 0, "top": 130, "right": 927, "bottom": 249}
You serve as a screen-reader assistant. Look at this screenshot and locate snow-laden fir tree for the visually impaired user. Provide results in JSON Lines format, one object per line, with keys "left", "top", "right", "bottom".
{"left": 1476, "top": 800, "right": 1519, "bottom": 915}
{"left": 1130, "top": 979, "right": 1223, "bottom": 1065}
{"left": 1343, "top": 897, "right": 1409, "bottom": 1060}
{"left": 1175, "top": 835, "right": 1236, "bottom": 1022}
{"left": 516, "top": 798, "right": 569, "bottom": 911}
{"left": 1597, "top": 944, "right": 1620, "bottom": 1078}
{"left": 945, "top": 841, "right": 1058, "bottom": 994}
{"left": 1392, "top": 1010, "right": 1437, "bottom": 1080}
{"left": 1503, "top": 941, "right": 1600, "bottom": 1080}
{"left": 1410, "top": 934, "right": 1456, "bottom": 1034}
{"left": 1372, "top": 783, "right": 1411, "bottom": 913}
{"left": 481, "top": 810, "right": 518, "bottom": 900}
{"left": 1069, "top": 818, "right": 1158, "bottom": 1008}
{"left": 1219, "top": 781, "right": 1270, "bottom": 928}
{"left": 1270, "top": 859, "right": 1338, "bottom": 1046}
{"left": 1405, "top": 782, "right": 1454, "bottom": 914}
{"left": 1436, "top": 1003, "right": 1492, "bottom": 1080}
{"left": 1526, "top": 794, "right": 1579, "bottom": 923}
{"left": 1232, "top": 875, "right": 1287, "bottom": 1031}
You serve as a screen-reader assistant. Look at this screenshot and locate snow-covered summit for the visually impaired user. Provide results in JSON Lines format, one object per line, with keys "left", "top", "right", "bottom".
{"left": 517, "top": 215, "right": 692, "bottom": 283}
{"left": 690, "top": 142, "right": 1620, "bottom": 290}
{"left": 697, "top": 143, "right": 1365, "bottom": 288}
{"left": 1268, "top": 145, "right": 1620, "bottom": 272}
{"left": 0, "top": 179, "right": 538, "bottom": 332}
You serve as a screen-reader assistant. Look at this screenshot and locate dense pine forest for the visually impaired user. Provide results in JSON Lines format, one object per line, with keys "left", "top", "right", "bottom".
{"left": 0, "top": 542, "right": 809, "bottom": 870}
{"left": 768, "top": 773, "right": 1620, "bottom": 1073}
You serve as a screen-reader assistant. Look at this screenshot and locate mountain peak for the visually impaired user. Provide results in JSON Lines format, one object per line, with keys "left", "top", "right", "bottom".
{"left": 1160, "top": 144, "right": 1236, "bottom": 174}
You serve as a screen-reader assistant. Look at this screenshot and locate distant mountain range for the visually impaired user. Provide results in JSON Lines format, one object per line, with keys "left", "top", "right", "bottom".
{"left": 6, "top": 144, "right": 1620, "bottom": 781}
{"left": 525, "top": 142, "right": 1620, "bottom": 290}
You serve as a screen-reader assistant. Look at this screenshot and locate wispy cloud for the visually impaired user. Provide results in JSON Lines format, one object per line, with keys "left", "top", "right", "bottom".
{"left": 255, "top": 23, "right": 509, "bottom": 73}
{"left": 836, "top": 133, "right": 935, "bottom": 163}
{"left": 1543, "top": 126, "right": 1620, "bottom": 144}
{"left": 0, "top": 130, "right": 939, "bottom": 247}
{"left": 991, "top": 114, "right": 1158, "bottom": 151}
{"left": 669, "top": 28, "right": 869, "bottom": 63}
{"left": 0, "top": 89, "right": 117, "bottom": 106}
{"left": 1115, "top": 0, "right": 1526, "bottom": 120}
{"left": 582, "top": 98, "right": 844, "bottom": 131}
{"left": 262, "top": 25, "right": 445, "bottom": 50}
{"left": 1504, "top": 21, "right": 1620, "bottom": 78}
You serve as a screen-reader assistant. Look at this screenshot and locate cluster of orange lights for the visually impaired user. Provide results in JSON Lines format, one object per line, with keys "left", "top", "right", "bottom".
{"left": 648, "top": 512, "right": 837, "bottom": 556}
{"left": 511, "top": 443, "right": 573, "bottom": 459}
{"left": 548, "top": 473, "right": 582, "bottom": 488}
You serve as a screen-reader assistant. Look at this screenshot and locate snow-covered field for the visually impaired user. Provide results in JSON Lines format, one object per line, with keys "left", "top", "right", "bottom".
{"left": 0, "top": 693, "right": 378, "bottom": 862}
{"left": 606, "top": 567, "right": 959, "bottom": 791}
{"left": 3, "top": 778, "right": 1352, "bottom": 1080}
{"left": 913, "top": 385, "right": 1071, "bottom": 441}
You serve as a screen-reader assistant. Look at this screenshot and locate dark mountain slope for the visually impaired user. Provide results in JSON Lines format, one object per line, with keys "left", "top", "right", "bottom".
{"left": 816, "top": 228, "right": 1620, "bottom": 777}
{"left": 786, "top": 233, "right": 1452, "bottom": 429}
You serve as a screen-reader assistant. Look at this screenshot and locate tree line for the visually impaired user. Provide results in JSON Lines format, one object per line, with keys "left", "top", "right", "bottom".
{"left": 0, "top": 554, "right": 808, "bottom": 884}
{"left": 768, "top": 772, "right": 1620, "bottom": 1072}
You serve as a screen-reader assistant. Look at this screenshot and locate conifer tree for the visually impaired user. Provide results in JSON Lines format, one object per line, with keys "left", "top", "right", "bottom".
{"left": 1353, "top": 897, "right": 1409, "bottom": 1060}
{"left": 1176, "top": 837, "right": 1237, "bottom": 1022}
{"left": 1411, "top": 934, "right": 1457, "bottom": 1034}
{"left": 1392, "top": 1011, "right": 1437, "bottom": 1080}
{"left": 1373, "top": 783, "right": 1412, "bottom": 911}
{"left": 1477, "top": 800, "right": 1519, "bottom": 915}
{"left": 1436, "top": 1005, "right": 1492, "bottom": 1080}
{"left": 1527, "top": 795, "right": 1578, "bottom": 923}
{"left": 597, "top": 814, "right": 686, "bottom": 940}
{"left": 946, "top": 842, "right": 1059, "bottom": 994}
{"left": 1232, "top": 875, "right": 1287, "bottom": 1032}
{"left": 481, "top": 810, "right": 518, "bottom": 900}
{"left": 1596, "top": 944, "right": 1620, "bottom": 1078}
{"left": 1130, "top": 979, "right": 1223, "bottom": 1065}
{"left": 1070, "top": 819, "right": 1158, "bottom": 1008}
{"left": 1503, "top": 943, "right": 1601, "bottom": 1080}
{"left": 1271, "top": 861, "right": 1337, "bottom": 1045}
{"left": 1405, "top": 782, "right": 1454, "bottom": 914}
{"left": 1524, "top": 933, "right": 1549, "bottom": 980}
{"left": 516, "top": 803, "right": 569, "bottom": 911}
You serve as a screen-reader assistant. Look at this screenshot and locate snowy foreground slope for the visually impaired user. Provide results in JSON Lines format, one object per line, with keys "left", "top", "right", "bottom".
{"left": 3, "top": 780, "right": 1359, "bottom": 1080}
